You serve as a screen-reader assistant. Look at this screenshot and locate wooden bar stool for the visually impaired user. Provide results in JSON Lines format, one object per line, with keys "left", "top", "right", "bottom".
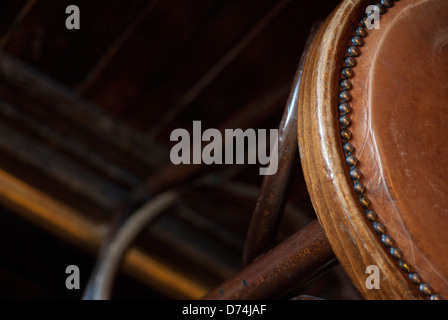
{"left": 298, "top": 0, "right": 447, "bottom": 299}
{"left": 205, "top": 0, "right": 447, "bottom": 300}
{"left": 85, "top": 0, "right": 447, "bottom": 300}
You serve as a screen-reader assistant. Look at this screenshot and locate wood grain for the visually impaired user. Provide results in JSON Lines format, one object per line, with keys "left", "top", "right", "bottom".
{"left": 0, "top": 168, "right": 208, "bottom": 299}
{"left": 297, "top": 0, "right": 422, "bottom": 299}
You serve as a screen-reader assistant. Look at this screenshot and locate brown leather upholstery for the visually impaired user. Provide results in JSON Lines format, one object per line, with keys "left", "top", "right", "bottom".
{"left": 350, "top": 0, "right": 448, "bottom": 297}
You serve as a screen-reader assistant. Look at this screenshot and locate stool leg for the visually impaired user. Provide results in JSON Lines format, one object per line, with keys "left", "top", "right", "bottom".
{"left": 204, "top": 220, "right": 336, "bottom": 300}
{"left": 243, "top": 21, "right": 323, "bottom": 265}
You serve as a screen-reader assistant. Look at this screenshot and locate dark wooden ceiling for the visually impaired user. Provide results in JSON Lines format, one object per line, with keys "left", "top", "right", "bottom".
{"left": 0, "top": 0, "right": 361, "bottom": 299}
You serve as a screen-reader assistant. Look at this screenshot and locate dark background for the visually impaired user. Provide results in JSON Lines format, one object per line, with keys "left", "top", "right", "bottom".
{"left": 0, "top": 0, "right": 361, "bottom": 299}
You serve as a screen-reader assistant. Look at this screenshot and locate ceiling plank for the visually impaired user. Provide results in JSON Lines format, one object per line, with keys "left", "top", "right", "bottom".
{"left": 0, "top": 168, "right": 209, "bottom": 299}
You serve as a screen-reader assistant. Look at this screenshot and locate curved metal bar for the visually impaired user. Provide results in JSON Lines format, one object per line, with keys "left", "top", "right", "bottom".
{"left": 82, "top": 190, "right": 180, "bottom": 300}
{"left": 81, "top": 173, "right": 253, "bottom": 300}
{"left": 242, "top": 22, "right": 322, "bottom": 265}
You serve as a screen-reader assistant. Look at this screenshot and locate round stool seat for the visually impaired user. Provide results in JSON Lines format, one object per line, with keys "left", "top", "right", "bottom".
{"left": 350, "top": 0, "right": 448, "bottom": 298}
{"left": 298, "top": 0, "right": 448, "bottom": 299}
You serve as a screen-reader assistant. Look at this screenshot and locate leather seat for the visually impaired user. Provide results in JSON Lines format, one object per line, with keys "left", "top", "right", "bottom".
{"left": 298, "top": 0, "right": 448, "bottom": 299}
{"left": 349, "top": 0, "right": 448, "bottom": 298}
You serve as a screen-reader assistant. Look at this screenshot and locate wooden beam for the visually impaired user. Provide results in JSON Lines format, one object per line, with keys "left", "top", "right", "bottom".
{"left": 0, "top": 168, "right": 209, "bottom": 299}
{"left": 0, "top": 51, "right": 168, "bottom": 171}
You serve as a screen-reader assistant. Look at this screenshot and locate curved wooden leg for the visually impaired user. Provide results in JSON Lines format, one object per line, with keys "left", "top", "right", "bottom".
{"left": 243, "top": 21, "right": 323, "bottom": 265}
{"left": 204, "top": 219, "right": 336, "bottom": 300}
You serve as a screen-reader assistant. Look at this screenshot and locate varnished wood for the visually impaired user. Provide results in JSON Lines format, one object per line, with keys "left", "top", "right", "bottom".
{"left": 204, "top": 220, "right": 335, "bottom": 300}
{"left": 297, "top": 0, "right": 422, "bottom": 299}
{"left": 348, "top": 0, "right": 448, "bottom": 298}
{"left": 243, "top": 22, "right": 321, "bottom": 265}
{"left": 0, "top": 0, "right": 354, "bottom": 299}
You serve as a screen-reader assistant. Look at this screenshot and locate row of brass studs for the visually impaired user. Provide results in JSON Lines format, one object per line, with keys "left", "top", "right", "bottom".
{"left": 337, "top": 0, "right": 442, "bottom": 300}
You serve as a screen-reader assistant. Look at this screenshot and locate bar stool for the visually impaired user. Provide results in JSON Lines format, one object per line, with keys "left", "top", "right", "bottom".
{"left": 297, "top": 0, "right": 447, "bottom": 299}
